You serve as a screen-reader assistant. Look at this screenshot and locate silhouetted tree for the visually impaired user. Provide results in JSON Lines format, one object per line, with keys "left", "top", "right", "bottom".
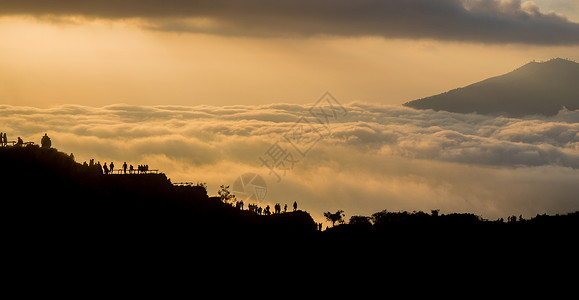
{"left": 324, "top": 210, "right": 345, "bottom": 227}
{"left": 218, "top": 185, "right": 236, "bottom": 204}
{"left": 349, "top": 215, "right": 371, "bottom": 226}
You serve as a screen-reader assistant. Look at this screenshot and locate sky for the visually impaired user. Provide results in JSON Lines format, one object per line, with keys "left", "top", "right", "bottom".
{"left": 1, "top": 0, "right": 579, "bottom": 223}
{"left": 1, "top": 0, "right": 579, "bottom": 107}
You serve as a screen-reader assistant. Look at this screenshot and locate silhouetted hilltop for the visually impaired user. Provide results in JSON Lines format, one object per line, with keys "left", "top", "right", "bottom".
{"left": 0, "top": 146, "right": 317, "bottom": 243}
{"left": 404, "top": 58, "right": 579, "bottom": 116}
{"left": 3, "top": 145, "right": 578, "bottom": 271}
{"left": 3, "top": 145, "right": 577, "bottom": 237}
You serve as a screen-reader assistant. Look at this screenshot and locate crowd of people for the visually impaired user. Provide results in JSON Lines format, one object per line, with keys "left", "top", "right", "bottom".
{"left": 1, "top": 132, "right": 157, "bottom": 176}
{"left": 243, "top": 201, "right": 298, "bottom": 215}
{"left": 0, "top": 132, "right": 52, "bottom": 148}
{"left": 81, "top": 159, "right": 154, "bottom": 175}
{"left": 242, "top": 200, "right": 322, "bottom": 230}
{"left": 0, "top": 132, "right": 9, "bottom": 146}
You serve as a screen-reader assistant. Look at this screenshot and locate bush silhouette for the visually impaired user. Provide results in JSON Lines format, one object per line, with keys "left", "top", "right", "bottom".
{"left": 324, "top": 210, "right": 345, "bottom": 227}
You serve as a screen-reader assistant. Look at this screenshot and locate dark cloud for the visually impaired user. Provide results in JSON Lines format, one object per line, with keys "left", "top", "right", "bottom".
{"left": 1, "top": 0, "right": 579, "bottom": 44}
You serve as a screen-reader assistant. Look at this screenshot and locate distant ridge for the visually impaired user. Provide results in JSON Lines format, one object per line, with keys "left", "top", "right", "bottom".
{"left": 404, "top": 58, "right": 579, "bottom": 117}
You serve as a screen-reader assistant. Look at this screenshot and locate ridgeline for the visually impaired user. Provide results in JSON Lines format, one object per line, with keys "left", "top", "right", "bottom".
{"left": 0, "top": 145, "right": 316, "bottom": 238}
{"left": 2, "top": 145, "right": 578, "bottom": 267}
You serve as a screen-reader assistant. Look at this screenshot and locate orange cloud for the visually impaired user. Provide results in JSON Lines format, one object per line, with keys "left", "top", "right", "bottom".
{"left": 1, "top": 102, "right": 578, "bottom": 222}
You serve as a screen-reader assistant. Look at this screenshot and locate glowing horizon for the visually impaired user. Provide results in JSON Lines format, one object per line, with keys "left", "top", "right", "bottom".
{"left": 1, "top": 0, "right": 579, "bottom": 224}
{"left": 1, "top": 1, "right": 579, "bottom": 107}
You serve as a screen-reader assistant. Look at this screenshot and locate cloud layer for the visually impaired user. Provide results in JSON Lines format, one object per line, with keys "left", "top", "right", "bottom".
{"left": 2, "top": 0, "right": 579, "bottom": 44}
{"left": 1, "top": 101, "right": 578, "bottom": 222}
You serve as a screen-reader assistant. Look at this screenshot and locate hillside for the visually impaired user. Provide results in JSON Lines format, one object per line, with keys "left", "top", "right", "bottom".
{"left": 0, "top": 145, "right": 318, "bottom": 244}
{"left": 404, "top": 58, "right": 579, "bottom": 116}
{"left": 2, "top": 145, "right": 578, "bottom": 271}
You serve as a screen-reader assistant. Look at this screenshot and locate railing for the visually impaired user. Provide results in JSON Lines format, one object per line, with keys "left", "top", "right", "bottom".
{"left": 111, "top": 169, "right": 159, "bottom": 175}
{"left": 173, "top": 182, "right": 199, "bottom": 186}
{"left": 1, "top": 141, "right": 35, "bottom": 147}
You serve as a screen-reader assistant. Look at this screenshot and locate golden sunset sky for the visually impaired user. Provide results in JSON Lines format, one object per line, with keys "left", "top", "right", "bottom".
{"left": 1, "top": 0, "right": 579, "bottom": 107}
{"left": 2, "top": 1, "right": 579, "bottom": 222}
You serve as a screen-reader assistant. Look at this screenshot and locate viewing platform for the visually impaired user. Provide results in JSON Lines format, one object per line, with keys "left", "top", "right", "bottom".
{"left": 111, "top": 169, "right": 160, "bottom": 175}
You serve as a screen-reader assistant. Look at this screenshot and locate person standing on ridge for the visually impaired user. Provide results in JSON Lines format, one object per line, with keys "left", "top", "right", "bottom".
{"left": 41, "top": 133, "right": 52, "bottom": 148}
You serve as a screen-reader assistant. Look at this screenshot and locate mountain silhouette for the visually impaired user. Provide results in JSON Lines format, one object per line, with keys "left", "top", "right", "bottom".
{"left": 2, "top": 145, "right": 578, "bottom": 275}
{"left": 0, "top": 145, "right": 318, "bottom": 248}
{"left": 404, "top": 58, "right": 579, "bottom": 117}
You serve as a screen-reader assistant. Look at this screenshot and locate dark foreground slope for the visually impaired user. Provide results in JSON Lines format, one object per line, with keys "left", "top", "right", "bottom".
{"left": 404, "top": 58, "right": 579, "bottom": 116}
{"left": 1, "top": 146, "right": 317, "bottom": 253}
{"left": 2, "top": 146, "right": 578, "bottom": 277}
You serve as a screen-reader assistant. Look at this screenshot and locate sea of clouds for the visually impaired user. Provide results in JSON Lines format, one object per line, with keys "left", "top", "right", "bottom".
{"left": 1, "top": 101, "right": 578, "bottom": 223}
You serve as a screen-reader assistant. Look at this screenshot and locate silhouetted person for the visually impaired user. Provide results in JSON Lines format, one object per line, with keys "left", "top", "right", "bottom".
{"left": 3, "top": 133, "right": 7, "bottom": 146}
{"left": 284, "top": 204, "right": 287, "bottom": 213}
{"left": 110, "top": 162, "right": 114, "bottom": 174}
{"left": 15, "top": 137, "right": 23, "bottom": 147}
{"left": 293, "top": 201, "right": 297, "bottom": 212}
{"left": 0, "top": 132, "right": 3, "bottom": 146}
{"left": 103, "top": 162, "right": 109, "bottom": 175}
{"left": 129, "top": 164, "right": 134, "bottom": 174}
{"left": 41, "top": 133, "right": 51, "bottom": 148}
{"left": 123, "top": 162, "right": 127, "bottom": 174}
{"left": 96, "top": 162, "right": 103, "bottom": 174}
